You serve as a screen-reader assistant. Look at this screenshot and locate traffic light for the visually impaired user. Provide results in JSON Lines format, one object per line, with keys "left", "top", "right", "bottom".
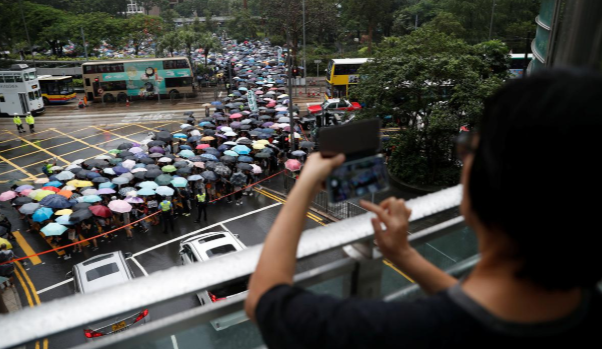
{"left": 94, "top": 77, "right": 99, "bottom": 83}
{"left": 292, "top": 67, "right": 299, "bottom": 76}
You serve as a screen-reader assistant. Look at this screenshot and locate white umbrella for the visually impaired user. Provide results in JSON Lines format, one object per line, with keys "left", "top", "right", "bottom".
{"left": 121, "top": 160, "right": 136, "bottom": 170}
{"left": 156, "top": 186, "right": 175, "bottom": 196}
{"left": 190, "top": 130, "right": 201, "bottom": 136}
{"left": 131, "top": 168, "right": 147, "bottom": 173}
{"left": 55, "top": 171, "right": 75, "bottom": 181}
{"left": 224, "top": 131, "right": 237, "bottom": 137}
{"left": 82, "top": 189, "right": 97, "bottom": 196}
{"left": 64, "top": 165, "right": 81, "bottom": 171}
{"left": 95, "top": 155, "right": 112, "bottom": 160}
{"left": 72, "top": 159, "right": 85, "bottom": 165}
{"left": 158, "top": 157, "right": 172, "bottom": 163}
{"left": 220, "top": 127, "right": 233, "bottom": 133}
{"left": 62, "top": 185, "right": 76, "bottom": 191}
{"left": 103, "top": 168, "right": 116, "bottom": 175}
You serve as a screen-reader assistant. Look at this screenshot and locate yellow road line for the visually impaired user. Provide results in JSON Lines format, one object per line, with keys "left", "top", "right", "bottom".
{"left": 15, "top": 261, "right": 42, "bottom": 305}
{"left": 50, "top": 128, "right": 109, "bottom": 153}
{"left": 0, "top": 129, "right": 53, "bottom": 145}
{"left": 12, "top": 231, "right": 42, "bottom": 265}
{"left": 133, "top": 123, "right": 168, "bottom": 132}
{"left": 13, "top": 268, "right": 34, "bottom": 307}
{"left": 256, "top": 189, "right": 325, "bottom": 225}
{"left": 5, "top": 131, "right": 69, "bottom": 164}
{"left": 0, "top": 126, "right": 90, "bottom": 153}
{"left": 0, "top": 153, "right": 37, "bottom": 179}
{"left": 40, "top": 232, "right": 65, "bottom": 256}
{"left": 383, "top": 259, "right": 415, "bottom": 283}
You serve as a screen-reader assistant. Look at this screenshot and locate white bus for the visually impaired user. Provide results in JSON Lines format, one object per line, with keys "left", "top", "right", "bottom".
{"left": 0, "top": 64, "right": 45, "bottom": 116}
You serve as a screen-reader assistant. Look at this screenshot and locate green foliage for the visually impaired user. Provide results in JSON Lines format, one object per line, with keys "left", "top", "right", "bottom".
{"left": 422, "top": 12, "right": 466, "bottom": 37}
{"left": 352, "top": 28, "right": 506, "bottom": 186}
{"left": 226, "top": 9, "right": 259, "bottom": 41}
{"left": 72, "top": 78, "right": 84, "bottom": 87}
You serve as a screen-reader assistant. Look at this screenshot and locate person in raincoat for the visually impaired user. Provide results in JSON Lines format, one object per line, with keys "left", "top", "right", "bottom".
{"left": 13, "top": 113, "right": 25, "bottom": 133}
{"left": 0, "top": 243, "right": 16, "bottom": 288}
{"left": 25, "top": 112, "right": 35, "bottom": 133}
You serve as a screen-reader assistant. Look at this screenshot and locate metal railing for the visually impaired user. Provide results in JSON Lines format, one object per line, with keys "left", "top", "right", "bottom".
{"left": 1, "top": 185, "right": 463, "bottom": 349}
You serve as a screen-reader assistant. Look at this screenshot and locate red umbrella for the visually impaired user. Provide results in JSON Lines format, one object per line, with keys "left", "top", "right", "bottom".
{"left": 229, "top": 113, "right": 243, "bottom": 119}
{"left": 196, "top": 144, "right": 210, "bottom": 149}
{"left": 41, "top": 186, "right": 60, "bottom": 193}
{"left": 285, "top": 159, "right": 302, "bottom": 172}
{"left": 89, "top": 205, "right": 113, "bottom": 218}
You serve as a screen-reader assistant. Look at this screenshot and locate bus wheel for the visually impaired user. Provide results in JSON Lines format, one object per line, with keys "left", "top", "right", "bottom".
{"left": 117, "top": 93, "right": 128, "bottom": 103}
{"left": 169, "top": 90, "right": 179, "bottom": 99}
{"left": 43, "top": 97, "right": 50, "bottom": 105}
{"left": 104, "top": 94, "right": 116, "bottom": 103}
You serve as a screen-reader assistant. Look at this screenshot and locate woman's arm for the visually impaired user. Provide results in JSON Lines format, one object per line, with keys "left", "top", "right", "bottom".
{"left": 360, "top": 199, "right": 456, "bottom": 295}
{"left": 245, "top": 153, "right": 344, "bottom": 321}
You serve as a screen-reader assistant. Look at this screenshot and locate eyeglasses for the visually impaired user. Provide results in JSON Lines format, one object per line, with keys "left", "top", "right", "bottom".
{"left": 455, "top": 131, "right": 476, "bottom": 163}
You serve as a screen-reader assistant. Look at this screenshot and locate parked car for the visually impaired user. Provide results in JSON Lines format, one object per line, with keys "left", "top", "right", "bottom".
{"left": 307, "top": 98, "right": 362, "bottom": 115}
{"left": 179, "top": 231, "right": 249, "bottom": 331}
{"left": 67, "top": 251, "right": 150, "bottom": 340}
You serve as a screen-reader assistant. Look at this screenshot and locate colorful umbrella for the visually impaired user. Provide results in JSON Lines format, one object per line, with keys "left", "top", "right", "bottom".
{"left": 108, "top": 200, "right": 132, "bottom": 213}
{"left": 89, "top": 205, "right": 112, "bottom": 218}
{"left": 82, "top": 195, "right": 102, "bottom": 203}
{"left": 34, "top": 190, "right": 56, "bottom": 202}
{"left": 171, "top": 177, "right": 188, "bottom": 187}
{"left": 137, "top": 188, "right": 156, "bottom": 196}
{"left": 55, "top": 209, "right": 73, "bottom": 216}
{"left": 285, "top": 159, "right": 302, "bottom": 171}
{"left": 19, "top": 203, "right": 40, "bottom": 215}
{"left": 32, "top": 207, "right": 54, "bottom": 222}
{"left": 0, "top": 191, "right": 17, "bottom": 201}
{"left": 41, "top": 223, "right": 68, "bottom": 236}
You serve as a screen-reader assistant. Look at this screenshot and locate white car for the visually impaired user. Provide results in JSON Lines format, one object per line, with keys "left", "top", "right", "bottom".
{"left": 179, "top": 231, "right": 249, "bottom": 331}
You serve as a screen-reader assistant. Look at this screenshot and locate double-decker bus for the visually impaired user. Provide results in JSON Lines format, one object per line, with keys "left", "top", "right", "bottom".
{"left": 81, "top": 57, "right": 195, "bottom": 102}
{"left": 509, "top": 53, "right": 534, "bottom": 78}
{"left": 0, "top": 64, "right": 45, "bottom": 116}
{"left": 325, "top": 58, "right": 369, "bottom": 98}
{"left": 38, "top": 75, "right": 76, "bottom": 105}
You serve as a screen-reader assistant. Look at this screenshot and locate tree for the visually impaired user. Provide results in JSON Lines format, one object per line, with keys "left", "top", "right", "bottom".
{"left": 125, "top": 14, "right": 164, "bottom": 55}
{"left": 226, "top": 9, "right": 259, "bottom": 41}
{"left": 422, "top": 11, "right": 465, "bottom": 37}
{"left": 198, "top": 32, "right": 221, "bottom": 67}
{"left": 156, "top": 31, "right": 180, "bottom": 57}
{"left": 342, "top": 0, "right": 394, "bottom": 53}
{"left": 178, "top": 28, "right": 201, "bottom": 63}
{"left": 351, "top": 28, "right": 506, "bottom": 186}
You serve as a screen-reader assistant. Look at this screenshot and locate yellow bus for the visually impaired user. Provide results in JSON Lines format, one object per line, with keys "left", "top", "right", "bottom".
{"left": 325, "top": 58, "right": 369, "bottom": 98}
{"left": 81, "top": 57, "right": 195, "bottom": 103}
{"left": 38, "top": 75, "right": 77, "bottom": 105}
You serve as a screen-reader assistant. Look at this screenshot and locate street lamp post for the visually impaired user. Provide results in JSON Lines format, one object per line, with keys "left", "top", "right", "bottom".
{"left": 286, "top": 30, "right": 296, "bottom": 152}
{"left": 302, "top": 0, "right": 307, "bottom": 95}
{"left": 489, "top": 0, "right": 497, "bottom": 40}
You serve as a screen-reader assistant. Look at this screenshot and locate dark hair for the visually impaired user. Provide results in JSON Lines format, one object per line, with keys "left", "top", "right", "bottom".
{"left": 469, "top": 69, "right": 602, "bottom": 290}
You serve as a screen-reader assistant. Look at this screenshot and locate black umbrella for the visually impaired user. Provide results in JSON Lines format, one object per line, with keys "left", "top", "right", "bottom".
{"left": 229, "top": 172, "right": 247, "bottom": 187}
{"left": 69, "top": 167, "right": 83, "bottom": 173}
{"left": 145, "top": 169, "right": 163, "bottom": 179}
{"left": 203, "top": 124, "right": 216, "bottom": 129}
{"left": 39, "top": 194, "right": 72, "bottom": 209}
{"left": 173, "top": 161, "right": 188, "bottom": 168}
{"left": 140, "top": 157, "right": 155, "bottom": 164}
{"left": 145, "top": 164, "right": 160, "bottom": 171}
{"left": 84, "top": 159, "right": 107, "bottom": 168}
{"left": 215, "top": 116, "right": 227, "bottom": 121}
{"left": 72, "top": 202, "right": 91, "bottom": 211}
{"left": 189, "top": 156, "right": 203, "bottom": 162}
{"left": 201, "top": 117, "right": 214, "bottom": 122}
{"left": 14, "top": 197, "right": 33, "bottom": 205}
{"left": 117, "top": 143, "right": 133, "bottom": 150}
{"left": 76, "top": 170, "right": 91, "bottom": 179}
{"left": 205, "top": 149, "right": 221, "bottom": 157}
{"left": 220, "top": 155, "right": 237, "bottom": 163}
{"left": 176, "top": 167, "right": 192, "bottom": 176}
{"left": 156, "top": 131, "right": 172, "bottom": 142}
{"left": 201, "top": 171, "right": 217, "bottom": 182}
{"left": 92, "top": 176, "right": 110, "bottom": 183}
{"left": 117, "top": 151, "right": 134, "bottom": 158}
{"left": 148, "top": 140, "right": 166, "bottom": 147}
{"left": 133, "top": 172, "right": 146, "bottom": 180}
{"left": 214, "top": 166, "right": 232, "bottom": 177}
{"left": 203, "top": 129, "right": 216, "bottom": 136}
{"left": 259, "top": 115, "right": 272, "bottom": 120}
{"left": 70, "top": 208, "right": 93, "bottom": 223}
{"left": 204, "top": 161, "right": 221, "bottom": 171}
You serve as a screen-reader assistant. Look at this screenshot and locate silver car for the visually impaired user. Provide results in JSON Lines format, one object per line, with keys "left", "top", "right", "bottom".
{"left": 179, "top": 231, "right": 249, "bottom": 331}
{"left": 68, "top": 251, "right": 150, "bottom": 340}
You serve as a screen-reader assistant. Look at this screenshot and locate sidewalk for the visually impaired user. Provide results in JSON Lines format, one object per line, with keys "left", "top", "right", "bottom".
{"left": 1, "top": 282, "right": 23, "bottom": 313}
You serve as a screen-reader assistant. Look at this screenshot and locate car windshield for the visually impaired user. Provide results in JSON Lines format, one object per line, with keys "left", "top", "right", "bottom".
{"left": 86, "top": 263, "right": 120, "bottom": 282}
{"left": 206, "top": 244, "right": 236, "bottom": 258}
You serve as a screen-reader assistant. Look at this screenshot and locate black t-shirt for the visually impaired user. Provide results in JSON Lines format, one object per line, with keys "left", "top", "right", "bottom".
{"left": 256, "top": 283, "right": 602, "bottom": 349}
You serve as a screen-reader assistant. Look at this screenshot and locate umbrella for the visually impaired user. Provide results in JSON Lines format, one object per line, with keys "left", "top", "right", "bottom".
{"left": 57, "top": 190, "right": 73, "bottom": 198}
{"left": 109, "top": 158, "right": 123, "bottom": 165}
{"left": 300, "top": 141, "right": 315, "bottom": 148}
{"left": 137, "top": 188, "right": 156, "bottom": 196}
{"left": 145, "top": 169, "right": 163, "bottom": 179}
{"left": 41, "top": 223, "right": 68, "bottom": 236}
{"left": 68, "top": 208, "right": 93, "bottom": 222}
{"left": 171, "top": 177, "right": 188, "bottom": 187}
{"left": 107, "top": 149, "right": 121, "bottom": 155}
{"left": 72, "top": 203, "right": 91, "bottom": 211}
{"left": 34, "top": 190, "right": 56, "bottom": 201}
{"left": 19, "top": 203, "right": 40, "bottom": 215}
{"left": 201, "top": 171, "right": 217, "bottom": 182}
{"left": 292, "top": 150, "right": 306, "bottom": 156}
{"left": 40, "top": 194, "right": 72, "bottom": 209}
{"left": 140, "top": 157, "right": 156, "bottom": 165}
{"left": 156, "top": 131, "right": 172, "bottom": 142}
{"left": 173, "top": 161, "right": 189, "bottom": 169}
{"left": 55, "top": 215, "right": 77, "bottom": 225}
{"left": 41, "top": 186, "right": 60, "bottom": 193}
{"left": 232, "top": 145, "right": 251, "bottom": 155}
{"left": 0, "top": 191, "right": 17, "bottom": 201}
{"left": 155, "top": 174, "right": 173, "bottom": 186}
{"left": 238, "top": 156, "right": 254, "bottom": 163}
{"left": 82, "top": 195, "right": 102, "bottom": 203}
{"left": 201, "top": 136, "right": 215, "bottom": 141}
{"left": 237, "top": 163, "right": 253, "bottom": 171}
{"left": 117, "top": 151, "right": 134, "bottom": 159}
{"left": 220, "top": 155, "right": 237, "bottom": 163}
{"left": 97, "top": 188, "right": 116, "bottom": 195}
{"left": 149, "top": 146, "right": 165, "bottom": 154}
{"left": 214, "top": 166, "right": 232, "bottom": 177}
{"left": 118, "top": 187, "right": 137, "bottom": 196}
{"left": 87, "top": 205, "right": 111, "bottom": 218}
{"left": 156, "top": 186, "right": 175, "bottom": 196}
{"left": 196, "top": 144, "right": 210, "bottom": 150}
{"left": 188, "top": 175, "right": 203, "bottom": 181}
{"left": 138, "top": 181, "right": 159, "bottom": 189}
{"left": 250, "top": 164, "right": 263, "bottom": 174}
{"left": 99, "top": 182, "right": 116, "bottom": 189}
{"left": 125, "top": 196, "right": 144, "bottom": 204}
{"left": 108, "top": 200, "right": 132, "bottom": 213}
{"left": 95, "top": 155, "right": 112, "bottom": 160}
{"left": 229, "top": 172, "right": 247, "bottom": 187}
{"left": 158, "top": 157, "right": 172, "bottom": 163}
{"left": 193, "top": 162, "right": 205, "bottom": 168}
{"left": 55, "top": 172, "right": 75, "bottom": 181}
{"left": 176, "top": 167, "right": 192, "bottom": 176}
{"left": 82, "top": 189, "right": 98, "bottom": 196}
{"left": 224, "top": 141, "right": 237, "bottom": 146}
{"left": 32, "top": 207, "right": 54, "bottom": 222}
{"left": 253, "top": 143, "right": 265, "bottom": 150}
{"left": 179, "top": 150, "right": 195, "bottom": 158}
{"left": 121, "top": 160, "right": 137, "bottom": 170}
{"left": 237, "top": 138, "right": 253, "bottom": 145}
{"left": 173, "top": 133, "right": 187, "bottom": 139}
{"left": 34, "top": 178, "right": 49, "bottom": 184}
{"left": 118, "top": 142, "right": 133, "bottom": 150}
{"left": 103, "top": 168, "right": 116, "bottom": 175}
{"left": 13, "top": 196, "right": 32, "bottom": 205}
{"left": 92, "top": 177, "right": 109, "bottom": 183}
{"left": 201, "top": 154, "right": 218, "bottom": 161}
{"left": 162, "top": 164, "right": 177, "bottom": 173}
{"left": 129, "top": 147, "right": 144, "bottom": 154}
{"left": 55, "top": 209, "right": 73, "bottom": 216}
{"left": 112, "top": 177, "right": 130, "bottom": 185}
{"left": 148, "top": 140, "right": 165, "bottom": 147}
{"left": 149, "top": 153, "right": 163, "bottom": 158}
{"left": 285, "top": 159, "right": 302, "bottom": 171}
{"left": 67, "top": 180, "right": 93, "bottom": 188}
{"left": 15, "top": 185, "right": 34, "bottom": 193}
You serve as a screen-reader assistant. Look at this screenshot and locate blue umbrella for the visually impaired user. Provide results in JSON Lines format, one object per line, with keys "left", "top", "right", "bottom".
{"left": 179, "top": 145, "right": 192, "bottom": 150}
{"left": 135, "top": 152, "right": 148, "bottom": 159}
{"left": 201, "top": 154, "right": 218, "bottom": 161}
{"left": 137, "top": 188, "right": 156, "bottom": 196}
{"left": 82, "top": 195, "right": 102, "bottom": 203}
{"left": 45, "top": 181, "right": 63, "bottom": 188}
{"left": 55, "top": 215, "right": 76, "bottom": 225}
{"left": 217, "top": 144, "right": 229, "bottom": 151}
{"left": 261, "top": 128, "right": 276, "bottom": 134}
{"left": 134, "top": 163, "right": 147, "bottom": 169}
{"left": 32, "top": 207, "right": 54, "bottom": 222}
{"left": 173, "top": 133, "right": 187, "bottom": 139}
{"left": 41, "top": 223, "right": 68, "bottom": 236}
{"left": 86, "top": 172, "right": 101, "bottom": 179}
{"left": 232, "top": 145, "right": 251, "bottom": 155}
{"left": 205, "top": 149, "right": 221, "bottom": 157}
{"left": 113, "top": 166, "right": 130, "bottom": 175}
{"left": 224, "top": 150, "right": 238, "bottom": 157}
{"left": 188, "top": 175, "right": 203, "bottom": 181}
{"left": 138, "top": 181, "right": 159, "bottom": 189}
{"left": 39, "top": 194, "right": 73, "bottom": 209}
{"left": 258, "top": 133, "right": 270, "bottom": 139}
{"left": 179, "top": 150, "right": 195, "bottom": 158}
{"left": 99, "top": 182, "right": 116, "bottom": 189}
{"left": 199, "top": 122, "right": 214, "bottom": 127}
{"left": 48, "top": 175, "right": 59, "bottom": 182}
{"left": 238, "top": 156, "right": 254, "bottom": 163}
{"left": 211, "top": 101, "right": 222, "bottom": 106}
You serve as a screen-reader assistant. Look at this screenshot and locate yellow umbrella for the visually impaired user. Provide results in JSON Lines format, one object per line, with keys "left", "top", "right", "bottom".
{"left": 0, "top": 237, "right": 13, "bottom": 250}
{"left": 34, "top": 190, "right": 56, "bottom": 201}
{"left": 252, "top": 144, "right": 265, "bottom": 150}
{"left": 256, "top": 140, "right": 270, "bottom": 145}
{"left": 55, "top": 209, "right": 73, "bottom": 216}
{"left": 201, "top": 136, "right": 215, "bottom": 141}
{"left": 35, "top": 178, "right": 49, "bottom": 184}
{"left": 67, "top": 180, "right": 94, "bottom": 188}
{"left": 27, "top": 189, "right": 41, "bottom": 199}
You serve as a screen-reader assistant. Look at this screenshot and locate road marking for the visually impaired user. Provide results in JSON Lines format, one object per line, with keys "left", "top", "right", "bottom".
{"left": 383, "top": 259, "right": 415, "bottom": 283}
{"left": 13, "top": 267, "right": 34, "bottom": 307}
{"left": 133, "top": 202, "right": 282, "bottom": 257}
{"left": 130, "top": 257, "right": 149, "bottom": 276}
{"left": 12, "top": 231, "right": 42, "bottom": 265}
{"left": 0, "top": 126, "right": 91, "bottom": 154}
{"left": 91, "top": 126, "right": 139, "bottom": 143}
{"left": 48, "top": 128, "right": 109, "bottom": 153}
{"left": 37, "top": 278, "right": 73, "bottom": 295}
{"left": 0, "top": 129, "right": 53, "bottom": 145}
{"left": 14, "top": 260, "right": 49, "bottom": 348}
{"left": 5, "top": 131, "right": 69, "bottom": 164}
{"left": 0, "top": 152, "right": 37, "bottom": 179}
{"left": 171, "top": 335, "right": 180, "bottom": 349}
{"left": 256, "top": 189, "right": 325, "bottom": 226}
{"left": 220, "top": 223, "right": 231, "bottom": 233}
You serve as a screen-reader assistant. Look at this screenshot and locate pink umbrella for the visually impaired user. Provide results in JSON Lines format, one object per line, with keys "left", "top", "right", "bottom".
{"left": 21, "top": 189, "right": 33, "bottom": 196}
{"left": 276, "top": 107, "right": 288, "bottom": 111}
{"left": 125, "top": 196, "right": 144, "bottom": 204}
{"left": 193, "top": 162, "right": 205, "bottom": 168}
{"left": 255, "top": 90, "right": 264, "bottom": 95}
{"left": 196, "top": 144, "right": 210, "bottom": 149}
{"left": 285, "top": 159, "right": 302, "bottom": 172}
{"left": 250, "top": 164, "right": 262, "bottom": 174}
{"left": 0, "top": 191, "right": 17, "bottom": 201}
{"left": 230, "top": 113, "right": 243, "bottom": 119}
{"left": 129, "top": 147, "right": 144, "bottom": 154}
{"left": 108, "top": 200, "right": 132, "bottom": 213}
{"left": 270, "top": 124, "right": 281, "bottom": 129}
{"left": 266, "top": 102, "right": 276, "bottom": 108}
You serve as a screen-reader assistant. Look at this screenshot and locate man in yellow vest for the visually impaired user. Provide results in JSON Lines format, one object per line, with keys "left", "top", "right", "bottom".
{"left": 193, "top": 190, "right": 208, "bottom": 224}
{"left": 160, "top": 198, "right": 174, "bottom": 234}
{"left": 13, "top": 113, "right": 25, "bottom": 133}
{"left": 25, "top": 112, "right": 35, "bottom": 133}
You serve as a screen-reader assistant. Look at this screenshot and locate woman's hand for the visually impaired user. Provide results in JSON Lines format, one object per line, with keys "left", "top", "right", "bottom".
{"left": 297, "top": 153, "right": 345, "bottom": 188}
{"left": 360, "top": 198, "right": 413, "bottom": 261}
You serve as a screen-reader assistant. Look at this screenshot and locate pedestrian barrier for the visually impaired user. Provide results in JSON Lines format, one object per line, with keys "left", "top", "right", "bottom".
{"left": 0, "top": 170, "right": 287, "bottom": 267}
